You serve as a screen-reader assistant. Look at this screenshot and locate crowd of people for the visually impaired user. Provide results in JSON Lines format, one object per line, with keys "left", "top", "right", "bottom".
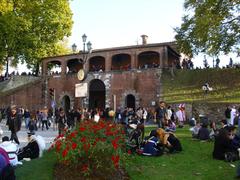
{"left": 0, "top": 72, "right": 37, "bottom": 83}
{"left": 0, "top": 105, "right": 47, "bottom": 179}
{"left": 1, "top": 102, "right": 240, "bottom": 178}
{"left": 188, "top": 105, "right": 240, "bottom": 166}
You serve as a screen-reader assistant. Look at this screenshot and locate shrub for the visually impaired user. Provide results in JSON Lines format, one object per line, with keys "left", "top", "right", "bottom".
{"left": 50, "top": 120, "right": 127, "bottom": 177}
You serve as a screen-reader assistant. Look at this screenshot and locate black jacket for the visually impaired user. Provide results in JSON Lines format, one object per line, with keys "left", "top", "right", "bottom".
{"left": 7, "top": 114, "right": 21, "bottom": 133}
{"left": 212, "top": 129, "right": 237, "bottom": 160}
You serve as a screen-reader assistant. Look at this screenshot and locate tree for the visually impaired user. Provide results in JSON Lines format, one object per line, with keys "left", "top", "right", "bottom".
{"left": 175, "top": 0, "right": 240, "bottom": 57}
{"left": 0, "top": 0, "right": 73, "bottom": 76}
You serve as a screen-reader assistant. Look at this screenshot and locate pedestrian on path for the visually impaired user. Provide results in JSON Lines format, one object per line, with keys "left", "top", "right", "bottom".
{"left": 6, "top": 105, "right": 21, "bottom": 145}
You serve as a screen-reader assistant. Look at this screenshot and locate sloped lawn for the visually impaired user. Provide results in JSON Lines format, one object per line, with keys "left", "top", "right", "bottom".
{"left": 15, "top": 127, "right": 238, "bottom": 179}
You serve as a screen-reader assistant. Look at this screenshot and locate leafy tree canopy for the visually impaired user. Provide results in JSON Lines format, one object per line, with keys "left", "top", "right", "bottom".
{"left": 0, "top": 0, "right": 73, "bottom": 74}
{"left": 175, "top": 0, "right": 240, "bottom": 57}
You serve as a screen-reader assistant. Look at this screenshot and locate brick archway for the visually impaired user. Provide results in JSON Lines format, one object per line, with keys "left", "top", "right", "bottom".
{"left": 120, "top": 90, "right": 140, "bottom": 109}
{"left": 58, "top": 91, "right": 74, "bottom": 111}
{"left": 88, "top": 79, "right": 106, "bottom": 110}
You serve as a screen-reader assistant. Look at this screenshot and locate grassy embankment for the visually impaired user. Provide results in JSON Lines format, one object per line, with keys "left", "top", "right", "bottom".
{"left": 162, "top": 68, "right": 240, "bottom": 103}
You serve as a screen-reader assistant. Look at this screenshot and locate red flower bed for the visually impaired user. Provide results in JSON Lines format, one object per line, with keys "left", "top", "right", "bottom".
{"left": 50, "top": 120, "right": 129, "bottom": 179}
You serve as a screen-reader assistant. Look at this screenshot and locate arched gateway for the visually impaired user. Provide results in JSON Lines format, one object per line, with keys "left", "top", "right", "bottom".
{"left": 62, "top": 95, "right": 71, "bottom": 113}
{"left": 89, "top": 79, "right": 106, "bottom": 110}
{"left": 125, "top": 94, "right": 136, "bottom": 110}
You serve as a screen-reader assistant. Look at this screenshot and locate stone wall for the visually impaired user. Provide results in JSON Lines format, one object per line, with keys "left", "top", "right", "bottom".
{"left": 0, "top": 81, "right": 43, "bottom": 111}
{"left": 170, "top": 102, "right": 240, "bottom": 123}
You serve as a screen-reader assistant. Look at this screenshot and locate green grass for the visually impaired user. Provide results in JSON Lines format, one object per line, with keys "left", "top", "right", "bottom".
{"left": 126, "top": 127, "right": 237, "bottom": 180}
{"left": 15, "top": 127, "right": 238, "bottom": 179}
{"left": 162, "top": 68, "right": 240, "bottom": 103}
{"left": 15, "top": 151, "right": 57, "bottom": 180}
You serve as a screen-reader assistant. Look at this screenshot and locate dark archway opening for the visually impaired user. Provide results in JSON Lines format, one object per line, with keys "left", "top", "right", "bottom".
{"left": 62, "top": 95, "right": 70, "bottom": 113}
{"left": 47, "top": 61, "right": 62, "bottom": 75}
{"left": 89, "top": 79, "right": 106, "bottom": 110}
{"left": 111, "top": 54, "right": 131, "bottom": 71}
{"left": 138, "top": 51, "right": 160, "bottom": 69}
{"left": 125, "top": 94, "right": 135, "bottom": 110}
{"left": 67, "top": 59, "right": 83, "bottom": 74}
{"left": 89, "top": 56, "right": 105, "bottom": 72}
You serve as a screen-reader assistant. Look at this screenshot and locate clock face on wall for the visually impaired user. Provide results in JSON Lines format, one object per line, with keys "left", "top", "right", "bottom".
{"left": 77, "top": 69, "right": 85, "bottom": 81}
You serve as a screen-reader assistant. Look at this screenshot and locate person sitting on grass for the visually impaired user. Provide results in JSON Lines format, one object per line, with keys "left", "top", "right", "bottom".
{"left": 165, "top": 120, "right": 176, "bottom": 132}
{"left": 212, "top": 125, "right": 239, "bottom": 161}
{"left": 17, "top": 132, "right": 46, "bottom": 161}
{"left": 220, "top": 119, "right": 229, "bottom": 129}
{"left": 209, "top": 121, "right": 219, "bottom": 140}
{"left": 142, "top": 130, "right": 163, "bottom": 156}
{"left": 190, "top": 122, "right": 201, "bottom": 139}
{"left": 198, "top": 123, "right": 210, "bottom": 141}
{"left": 156, "top": 128, "right": 182, "bottom": 153}
{"left": 0, "top": 136, "right": 22, "bottom": 166}
{"left": 0, "top": 147, "right": 15, "bottom": 180}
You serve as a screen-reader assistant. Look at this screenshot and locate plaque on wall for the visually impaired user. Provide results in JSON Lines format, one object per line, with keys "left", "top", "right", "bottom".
{"left": 75, "top": 83, "right": 88, "bottom": 97}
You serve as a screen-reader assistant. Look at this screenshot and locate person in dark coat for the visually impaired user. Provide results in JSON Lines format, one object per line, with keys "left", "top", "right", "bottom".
{"left": 6, "top": 105, "right": 22, "bottom": 145}
{"left": 198, "top": 124, "right": 210, "bottom": 140}
{"left": 157, "top": 128, "right": 182, "bottom": 153}
{"left": 212, "top": 126, "right": 238, "bottom": 161}
{"left": 57, "top": 109, "right": 66, "bottom": 135}
{"left": 17, "top": 132, "right": 45, "bottom": 161}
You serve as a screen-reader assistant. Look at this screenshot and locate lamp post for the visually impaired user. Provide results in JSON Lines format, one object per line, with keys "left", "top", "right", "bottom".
{"left": 81, "top": 33, "right": 92, "bottom": 64}
{"left": 72, "top": 43, "right": 77, "bottom": 53}
{"left": 74, "top": 34, "right": 92, "bottom": 109}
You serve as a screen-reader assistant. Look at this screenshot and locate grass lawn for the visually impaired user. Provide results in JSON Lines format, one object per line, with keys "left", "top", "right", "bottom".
{"left": 162, "top": 68, "right": 240, "bottom": 103}
{"left": 15, "top": 127, "right": 238, "bottom": 179}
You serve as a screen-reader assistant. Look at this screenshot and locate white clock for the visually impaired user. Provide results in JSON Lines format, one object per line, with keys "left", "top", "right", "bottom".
{"left": 77, "top": 69, "right": 85, "bottom": 81}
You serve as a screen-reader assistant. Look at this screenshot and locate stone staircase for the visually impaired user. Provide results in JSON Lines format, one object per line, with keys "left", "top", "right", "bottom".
{"left": 0, "top": 76, "right": 42, "bottom": 97}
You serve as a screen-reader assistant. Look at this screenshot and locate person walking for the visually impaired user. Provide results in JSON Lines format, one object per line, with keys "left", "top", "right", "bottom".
{"left": 58, "top": 109, "right": 66, "bottom": 135}
{"left": 154, "top": 101, "right": 167, "bottom": 128}
{"left": 24, "top": 109, "right": 31, "bottom": 130}
{"left": 6, "top": 105, "right": 21, "bottom": 145}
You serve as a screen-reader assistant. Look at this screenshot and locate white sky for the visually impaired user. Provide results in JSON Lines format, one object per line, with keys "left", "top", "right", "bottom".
{"left": 5, "top": 0, "right": 240, "bottom": 74}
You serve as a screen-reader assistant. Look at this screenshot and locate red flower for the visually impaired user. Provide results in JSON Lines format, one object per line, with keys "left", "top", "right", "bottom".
{"left": 112, "top": 140, "right": 118, "bottom": 150}
{"left": 111, "top": 138, "right": 119, "bottom": 150}
{"left": 79, "top": 127, "right": 86, "bottom": 132}
{"left": 82, "top": 164, "right": 89, "bottom": 172}
{"left": 62, "top": 149, "right": 68, "bottom": 158}
{"left": 111, "top": 155, "right": 120, "bottom": 169}
{"left": 128, "top": 150, "right": 132, "bottom": 155}
{"left": 80, "top": 137, "right": 87, "bottom": 142}
{"left": 83, "top": 143, "right": 90, "bottom": 153}
{"left": 70, "top": 131, "right": 77, "bottom": 138}
{"left": 71, "top": 142, "right": 77, "bottom": 150}
{"left": 100, "top": 138, "right": 106, "bottom": 142}
{"left": 55, "top": 141, "right": 62, "bottom": 152}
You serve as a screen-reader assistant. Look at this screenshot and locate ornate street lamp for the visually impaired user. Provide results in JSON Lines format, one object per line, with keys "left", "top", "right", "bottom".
{"left": 81, "top": 34, "right": 92, "bottom": 64}
{"left": 76, "top": 34, "right": 92, "bottom": 82}
{"left": 72, "top": 43, "right": 77, "bottom": 53}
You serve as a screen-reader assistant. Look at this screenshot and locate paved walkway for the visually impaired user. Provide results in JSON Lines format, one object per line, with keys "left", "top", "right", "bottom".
{"left": 0, "top": 119, "right": 58, "bottom": 149}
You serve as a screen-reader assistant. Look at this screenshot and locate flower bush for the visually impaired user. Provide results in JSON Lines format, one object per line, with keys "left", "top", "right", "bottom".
{"left": 50, "top": 120, "right": 127, "bottom": 177}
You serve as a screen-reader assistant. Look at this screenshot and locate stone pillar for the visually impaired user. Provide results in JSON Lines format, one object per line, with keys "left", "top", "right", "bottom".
{"left": 61, "top": 60, "right": 67, "bottom": 76}
{"left": 42, "top": 61, "right": 47, "bottom": 76}
{"left": 164, "top": 46, "right": 169, "bottom": 68}
{"left": 105, "top": 53, "right": 112, "bottom": 72}
{"left": 131, "top": 52, "right": 137, "bottom": 69}
{"left": 84, "top": 55, "right": 91, "bottom": 73}
{"left": 159, "top": 48, "right": 164, "bottom": 68}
